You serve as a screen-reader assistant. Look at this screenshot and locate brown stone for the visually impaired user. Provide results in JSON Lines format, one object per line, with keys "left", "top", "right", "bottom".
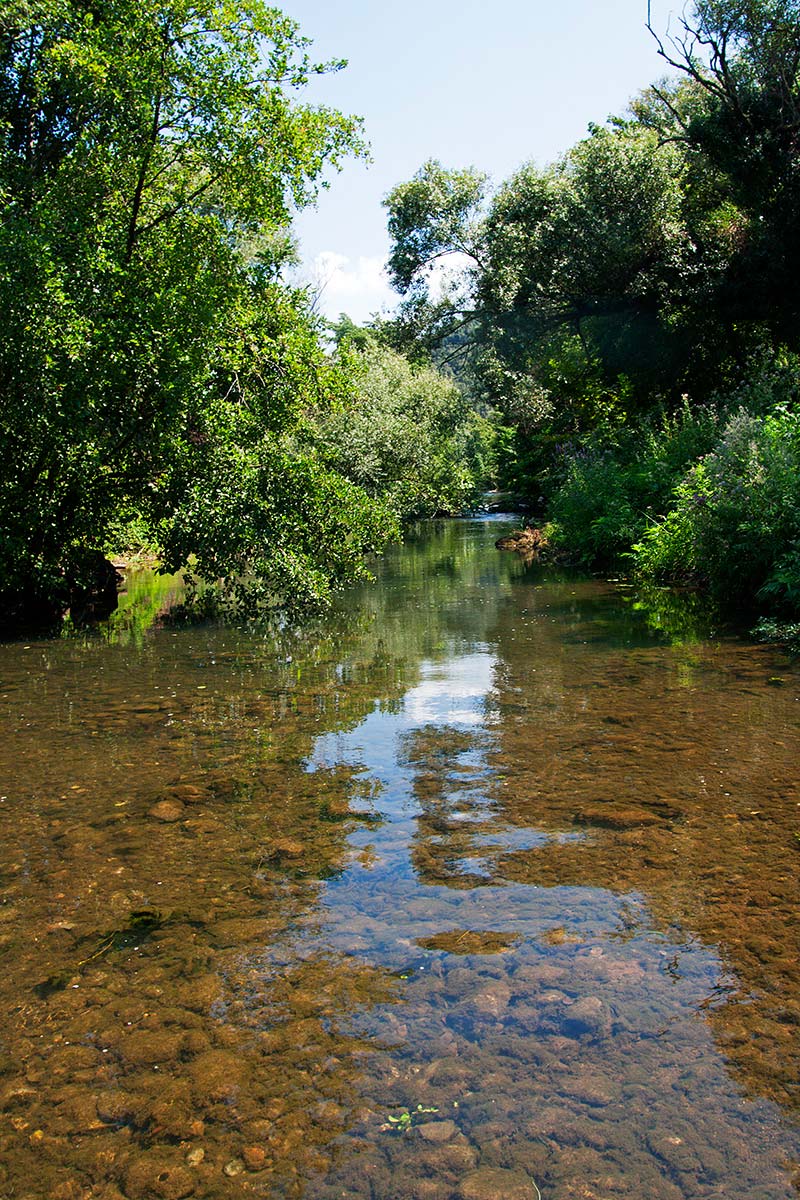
{"left": 242, "top": 1146, "right": 267, "bottom": 1171}
{"left": 121, "top": 1030, "right": 184, "bottom": 1066}
{"left": 562, "top": 996, "right": 611, "bottom": 1038}
{"left": 0, "top": 1081, "right": 37, "bottom": 1109}
{"left": 148, "top": 1101, "right": 197, "bottom": 1141}
{"left": 124, "top": 1155, "right": 195, "bottom": 1200}
{"left": 53, "top": 1093, "right": 105, "bottom": 1134}
{"left": 269, "top": 838, "right": 305, "bottom": 859}
{"left": 415, "top": 1143, "right": 479, "bottom": 1175}
{"left": 206, "top": 773, "right": 240, "bottom": 799}
{"left": 174, "top": 975, "right": 222, "bottom": 1012}
{"left": 470, "top": 981, "right": 512, "bottom": 1017}
{"left": 189, "top": 1051, "right": 246, "bottom": 1102}
{"left": 646, "top": 1131, "right": 702, "bottom": 1173}
{"left": 52, "top": 1184, "right": 87, "bottom": 1200}
{"left": 180, "top": 1030, "right": 211, "bottom": 1056}
{"left": 182, "top": 817, "right": 224, "bottom": 836}
{"left": 565, "top": 1074, "right": 617, "bottom": 1107}
{"left": 458, "top": 1167, "right": 537, "bottom": 1200}
{"left": 311, "top": 1100, "right": 344, "bottom": 1129}
{"left": 165, "top": 785, "right": 209, "bottom": 805}
{"left": 96, "top": 1090, "right": 141, "bottom": 1125}
{"left": 416, "top": 1119, "right": 457, "bottom": 1143}
{"left": 147, "top": 801, "right": 184, "bottom": 823}
{"left": 573, "top": 806, "right": 663, "bottom": 829}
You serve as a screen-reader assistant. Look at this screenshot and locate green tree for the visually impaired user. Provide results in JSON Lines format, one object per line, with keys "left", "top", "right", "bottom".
{"left": 478, "top": 127, "right": 693, "bottom": 384}
{"left": 313, "top": 338, "right": 495, "bottom": 519}
{"left": 385, "top": 158, "right": 487, "bottom": 293}
{"left": 383, "top": 125, "right": 710, "bottom": 462}
{"left": 0, "top": 0, "right": 390, "bottom": 623}
{"left": 645, "top": 0, "right": 800, "bottom": 337}
{"left": 383, "top": 159, "right": 486, "bottom": 361}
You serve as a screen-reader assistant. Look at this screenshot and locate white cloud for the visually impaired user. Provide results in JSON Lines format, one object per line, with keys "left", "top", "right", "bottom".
{"left": 295, "top": 248, "right": 475, "bottom": 326}
{"left": 306, "top": 251, "right": 397, "bottom": 324}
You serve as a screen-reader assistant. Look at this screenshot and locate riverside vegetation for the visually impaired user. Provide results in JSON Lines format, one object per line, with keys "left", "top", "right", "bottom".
{"left": 381, "top": 0, "right": 800, "bottom": 636}
{"left": 6, "top": 0, "right": 800, "bottom": 638}
{"left": 0, "top": 0, "right": 493, "bottom": 631}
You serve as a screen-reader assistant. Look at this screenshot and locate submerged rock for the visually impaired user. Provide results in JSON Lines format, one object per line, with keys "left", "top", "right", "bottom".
{"left": 189, "top": 1050, "right": 246, "bottom": 1102}
{"left": 470, "top": 981, "right": 512, "bottom": 1017}
{"left": 242, "top": 1145, "right": 267, "bottom": 1171}
{"left": 458, "top": 1166, "right": 539, "bottom": 1200}
{"left": 52, "top": 1091, "right": 106, "bottom": 1135}
{"left": 96, "top": 1091, "right": 142, "bottom": 1125}
{"left": 565, "top": 1073, "right": 618, "bottom": 1107}
{"left": 164, "top": 784, "right": 209, "bottom": 806}
{"left": 121, "top": 1030, "right": 185, "bottom": 1066}
{"left": 174, "top": 975, "right": 222, "bottom": 1013}
{"left": 416, "top": 1119, "right": 457, "bottom": 1143}
{"left": 0, "top": 1081, "right": 37, "bottom": 1110}
{"left": 573, "top": 806, "right": 664, "bottom": 830}
{"left": 267, "top": 838, "right": 305, "bottom": 860}
{"left": 124, "top": 1154, "right": 195, "bottom": 1200}
{"left": 561, "top": 996, "right": 612, "bottom": 1039}
{"left": 147, "top": 801, "right": 184, "bottom": 824}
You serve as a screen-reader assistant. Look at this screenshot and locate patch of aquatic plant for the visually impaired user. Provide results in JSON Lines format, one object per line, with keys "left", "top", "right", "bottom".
{"left": 380, "top": 1104, "right": 439, "bottom": 1134}
{"left": 416, "top": 929, "right": 522, "bottom": 954}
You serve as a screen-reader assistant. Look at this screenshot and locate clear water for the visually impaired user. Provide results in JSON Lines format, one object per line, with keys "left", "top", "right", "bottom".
{"left": 0, "top": 517, "right": 798, "bottom": 1200}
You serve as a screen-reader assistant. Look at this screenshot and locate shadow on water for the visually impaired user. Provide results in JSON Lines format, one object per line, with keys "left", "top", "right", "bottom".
{"left": 0, "top": 518, "right": 797, "bottom": 1199}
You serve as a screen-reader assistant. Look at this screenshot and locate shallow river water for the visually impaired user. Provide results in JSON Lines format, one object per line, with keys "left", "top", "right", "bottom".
{"left": 1, "top": 517, "right": 799, "bottom": 1200}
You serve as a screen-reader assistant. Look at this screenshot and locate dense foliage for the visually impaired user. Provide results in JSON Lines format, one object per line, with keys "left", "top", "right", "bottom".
{"left": 383, "top": 0, "right": 800, "bottom": 618}
{"left": 634, "top": 402, "right": 800, "bottom": 610}
{"left": 0, "top": 0, "right": 398, "bottom": 623}
{"left": 314, "top": 335, "right": 495, "bottom": 519}
{"left": 6, "top": 0, "right": 799, "bottom": 628}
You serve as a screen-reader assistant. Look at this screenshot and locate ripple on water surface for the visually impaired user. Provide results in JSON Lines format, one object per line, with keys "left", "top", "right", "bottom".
{"left": 0, "top": 517, "right": 798, "bottom": 1199}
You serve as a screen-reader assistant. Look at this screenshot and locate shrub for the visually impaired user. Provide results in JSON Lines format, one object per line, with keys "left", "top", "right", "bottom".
{"left": 633, "top": 406, "right": 800, "bottom": 612}
{"left": 546, "top": 400, "right": 720, "bottom": 564}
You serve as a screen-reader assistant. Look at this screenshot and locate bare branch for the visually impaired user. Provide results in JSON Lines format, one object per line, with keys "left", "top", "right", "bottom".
{"left": 650, "top": 84, "right": 693, "bottom": 135}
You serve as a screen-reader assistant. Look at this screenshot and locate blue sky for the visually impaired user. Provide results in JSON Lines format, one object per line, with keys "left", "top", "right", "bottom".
{"left": 283, "top": 0, "right": 678, "bottom": 322}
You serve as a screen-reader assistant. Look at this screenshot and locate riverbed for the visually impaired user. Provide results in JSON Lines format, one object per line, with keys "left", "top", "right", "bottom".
{"left": 0, "top": 517, "right": 798, "bottom": 1199}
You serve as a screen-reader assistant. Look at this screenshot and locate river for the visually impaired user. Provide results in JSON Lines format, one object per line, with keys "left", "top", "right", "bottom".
{"left": 0, "top": 516, "right": 798, "bottom": 1200}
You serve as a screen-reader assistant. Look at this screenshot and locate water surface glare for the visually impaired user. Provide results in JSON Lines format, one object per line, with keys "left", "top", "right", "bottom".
{"left": 1, "top": 518, "right": 799, "bottom": 1200}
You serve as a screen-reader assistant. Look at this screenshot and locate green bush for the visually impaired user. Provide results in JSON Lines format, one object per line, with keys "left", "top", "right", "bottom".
{"left": 633, "top": 406, "right": 800, "bottom": 612}
{"left": 546, "top": 401, "right": 720, "bottom": 563}
{"left": 547, "top": 444, "right": 638, "bottom": 562}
